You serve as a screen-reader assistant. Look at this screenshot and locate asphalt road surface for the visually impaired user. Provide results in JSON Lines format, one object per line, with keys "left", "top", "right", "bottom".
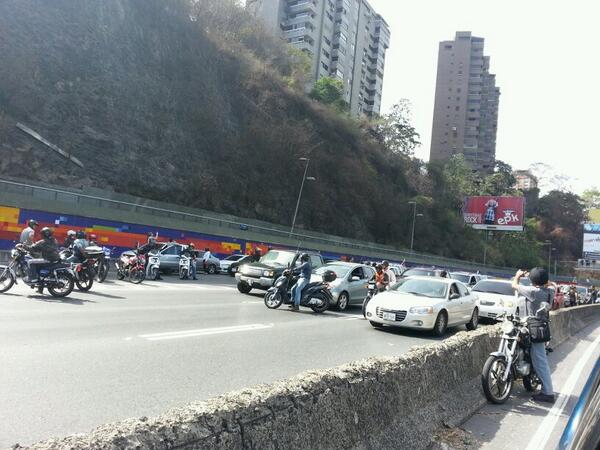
{"left": 1, "top": 274, "right": 467, "bottom": 447}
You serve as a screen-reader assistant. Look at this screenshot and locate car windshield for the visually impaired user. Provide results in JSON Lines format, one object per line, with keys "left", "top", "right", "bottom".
{"left": 225, "top": 255, "right": 244, "bottom": 261}
{"left": 451, "top": 273, "right": 471, "bottom": 283}
{"left": 392, "top": 278, "right": 448, "bottom": 299}
{"left": 576, "top": 287, "right": 587, "bottom": 295}
{"left": 402, "top": 268, "right": 437, "bottom": 277}
{"left": 314, "top": 265, "right": 351, "bottom": 278}
{"left": 259, "top": 251, "right": 295, "bottom": 266}
{"left": 472, "top": 280, "right": 514, "bottom": 296}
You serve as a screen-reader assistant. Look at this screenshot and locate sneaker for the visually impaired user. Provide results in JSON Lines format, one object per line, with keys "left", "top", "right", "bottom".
{"left": 532, "top": 393, "right": 555, "bottom": 403}
{"left": 290, "top": 305, "right": 300, "bottom": 312}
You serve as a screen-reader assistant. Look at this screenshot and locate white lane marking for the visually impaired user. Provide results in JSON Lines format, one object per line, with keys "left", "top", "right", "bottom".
{"left": 241, "top": 301, "right": 263, "bottom": 304}
{"left": 138, "top": 323, "right": 274, "bottom": 341}
{"left": 325, "top": 311, "right": 364, "bottom": 320}
{"left": 525, "top": 331, "right": 600, "bottom": 450}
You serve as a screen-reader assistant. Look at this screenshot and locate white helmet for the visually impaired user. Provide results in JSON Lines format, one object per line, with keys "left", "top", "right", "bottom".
{"left": 67, "top": 230, "right": 76, "bottom": 237}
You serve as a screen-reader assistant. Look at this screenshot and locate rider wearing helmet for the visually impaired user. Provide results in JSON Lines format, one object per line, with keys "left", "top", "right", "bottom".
{"left": 20, "top": 219, "right": 39, "bottom": 246}
{"left": 181, "top": 243, "right": 198, "bottom": 280}
{"left": 63, "top": 230, "right": 77, "bottom": 249}
{"left": 23, "top": 227, "right": 60, "bottom": 283}
{"left": 71, "top": 230, "right": 89, "bottom": 263}
{"left": 88, "top": 233, "right": 98, "bottom": 246}
{"left": 290, "top": 253, "right": 312, "bottom": 311}
{"left": 512, "top": 267, "right": 555, "bottom": 404}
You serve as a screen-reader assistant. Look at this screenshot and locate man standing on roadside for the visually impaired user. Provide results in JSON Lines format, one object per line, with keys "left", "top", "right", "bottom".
{"left": 202, "top": 247, "right": 212, "bottom": 271}
{"left": 512, "top": 267, "right": 555, "bottom": 403}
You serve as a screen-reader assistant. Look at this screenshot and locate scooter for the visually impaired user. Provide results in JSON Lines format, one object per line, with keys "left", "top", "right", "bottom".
{"left": 264, "top": 269, "right": 335, "bottom": 313}
{"left": 179, "top": 255, "right": 194, "bottom": 280}
{"left": 146, "top": 252, "right": 161, "bottom": 281}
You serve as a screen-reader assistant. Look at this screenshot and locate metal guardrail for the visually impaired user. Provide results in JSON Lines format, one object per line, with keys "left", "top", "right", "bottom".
{"left": 559, "top": 356, "right": 600, "bottom": 450}
{"left": 0, "top": 177, "right": 519, "bottom": 273}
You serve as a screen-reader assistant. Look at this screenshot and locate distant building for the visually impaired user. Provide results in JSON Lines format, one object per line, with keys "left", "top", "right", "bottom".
{"left": 514, "top": 170, "right": 538, "bottom": 191}
{"left": 247, "top": 0, "right": 390, "bottom": 117}
{"left": 430, "top": 31, "right": 501, "bottom": 173}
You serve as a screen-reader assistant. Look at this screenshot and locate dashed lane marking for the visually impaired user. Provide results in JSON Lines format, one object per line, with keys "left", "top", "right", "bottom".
{"left": 138, "top": 323, "right": 275, "bottom": 341}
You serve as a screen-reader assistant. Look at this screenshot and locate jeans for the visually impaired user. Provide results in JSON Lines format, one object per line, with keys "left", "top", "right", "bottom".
{"left": 530, "top": 342, "right": 554, "bottom": 395}
{"left": 190, "top": 260, "right": 197, "bottom": 279}
{"left": 292, "top": 277, "right": 309, "bottom": 306}
{"left": 27, "top": 258, "right": 48, "bottom": 281}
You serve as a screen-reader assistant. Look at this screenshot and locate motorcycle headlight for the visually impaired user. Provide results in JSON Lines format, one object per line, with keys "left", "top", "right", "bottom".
{"left": 409, "top": 306, "right": 434, "bottom": 315}
{"left": 11, "top": 249, "right": 18, "bottom": 258}
{"left": 263, "top": 270, "right": 274, "bottom": 277}
{"left": 502, "top": 321, "right": 515, "bottom": 334}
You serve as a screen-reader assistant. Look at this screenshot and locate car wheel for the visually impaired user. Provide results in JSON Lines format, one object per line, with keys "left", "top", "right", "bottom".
{"left": 369, "top": 321, "right": 383, "bottom": 328}
{"left": 237, "top": 281, "right": 251, "bottom": 294}
{"left": 208, "top": 264, "right": 217, "bottom": 275}
{"left": 433, "top": 310, "right": 448, "bottom": 337}
{"left": 466, "top": 307, "right": 479, "bottom": 331}
{"left": 337, "top": 292, "right": 350, "bottom": 311}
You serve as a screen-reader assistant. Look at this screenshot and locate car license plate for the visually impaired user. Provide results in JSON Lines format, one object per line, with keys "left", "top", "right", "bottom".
{"left": 383, "top": 312, "right": 396, "bottom": 321}
{"left": 231, "top": 268, "right": 237, "bottom": 272}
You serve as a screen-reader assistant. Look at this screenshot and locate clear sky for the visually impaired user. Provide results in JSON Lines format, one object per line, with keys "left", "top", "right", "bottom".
{"left": 369, "top": 0, "right": 599, "bottom": 194}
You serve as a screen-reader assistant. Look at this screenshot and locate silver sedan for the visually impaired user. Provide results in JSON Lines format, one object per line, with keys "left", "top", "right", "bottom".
{"left": 312, "top": 262, "right": 375, "bottom": 311}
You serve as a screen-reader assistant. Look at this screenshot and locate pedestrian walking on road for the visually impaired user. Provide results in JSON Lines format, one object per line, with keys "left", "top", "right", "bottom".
{"left": 512, "top": 267, "right": 555, "bottom": 404}
{"left": 202, "top": 247, "right": 211, "bottom": 271}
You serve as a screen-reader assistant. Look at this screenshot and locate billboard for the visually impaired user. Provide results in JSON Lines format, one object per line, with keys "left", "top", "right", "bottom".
{"left": 462, "top": 196, "right": 526, "bottom": 231}
{"left": 583, "top": 223, "right": 600, "bottom": 258}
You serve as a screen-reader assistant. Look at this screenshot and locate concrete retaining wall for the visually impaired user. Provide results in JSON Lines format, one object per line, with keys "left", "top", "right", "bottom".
{"left": 18, "top": 305, "right": 600, "bottom": 450}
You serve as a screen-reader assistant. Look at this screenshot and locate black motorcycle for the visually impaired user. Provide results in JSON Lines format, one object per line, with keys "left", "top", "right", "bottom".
{"left": 0, "top": 245, "right": 75, "bottom": 297}
{"left": 362, "top": 280, "right": 384, "bottom": 318}
{"left": 264, "top": 269, "right": 335, "bottom": 313}
{"left": 59, "top": 246, "right": 103, "bottom": 291}
{"left": 481, "top": 312, "right": 548, "bottom": 404}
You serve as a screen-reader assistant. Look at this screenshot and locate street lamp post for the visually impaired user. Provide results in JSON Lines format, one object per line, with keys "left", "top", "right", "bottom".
{"left": 289, "top": 157, "right": 315, "bottom": 237}
{"left": 408, "top": 201, "right": 423, "bottom": 252}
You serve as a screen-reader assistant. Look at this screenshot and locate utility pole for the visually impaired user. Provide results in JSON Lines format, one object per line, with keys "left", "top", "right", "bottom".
{"left": 289, "top": 158, "right": 316, "bottom": 237}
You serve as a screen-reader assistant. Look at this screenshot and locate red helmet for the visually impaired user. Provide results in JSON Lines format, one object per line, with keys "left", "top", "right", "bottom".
{"left": 90, "top": 234, "right": 97, "bottom": 240}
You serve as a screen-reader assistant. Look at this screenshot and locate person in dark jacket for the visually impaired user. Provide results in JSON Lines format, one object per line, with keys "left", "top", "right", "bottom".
{"left": 23, "top": 227, "right": 60, "bottom": 283}
{"left": 290, "top": 253, "right": 312, "bottom": 311}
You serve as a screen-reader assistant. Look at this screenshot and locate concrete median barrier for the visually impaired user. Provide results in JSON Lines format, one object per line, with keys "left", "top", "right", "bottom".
{"left": 16, "top": 305, "right": 600, "bottom": 450}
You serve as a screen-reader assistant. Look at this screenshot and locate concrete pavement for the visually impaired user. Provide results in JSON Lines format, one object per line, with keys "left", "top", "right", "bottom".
{"left": 0, "top": 274, "right": 460, "bottom": 447}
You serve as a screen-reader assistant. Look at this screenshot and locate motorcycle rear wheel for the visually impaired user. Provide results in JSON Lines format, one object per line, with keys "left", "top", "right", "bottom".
{"left": 0, "top": 267, "right": 16, "bottom": 293}
{"left": 482, "top": 356, "right": 513, "bottom": 404}
{"left": 76, "top": 269, "right": 94, "bottom": 291}
{"left": 96, "top": 262, "right": 109, "bottom": 283}
{"left": 129, "top": 268, "right": 145, "bottom": 284}
{"left": 264, "top": 290, "right": 283, "bottom": 309}
{"left": 309, "top": 293, "right": 329, "bottom": 313}
{"left": 48, "top": 272, "right": 75, "bottom": 298}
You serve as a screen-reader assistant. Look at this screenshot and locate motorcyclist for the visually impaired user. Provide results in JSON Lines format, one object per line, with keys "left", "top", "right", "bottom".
{"left": 22, "top": 227, "right": 60, "bottom": 284}
{"left": 374, "top": 264, "right": 389, "bottom": 292}
{"left": 181, "top": 243, "right": 198, "bottom": 280}
{"left": 63, "top": 230, "right": 76, "bottom": 249}
{"left": 382, "top": 261, "right": 396, "bottom": 288}
{"left": 88, "top": 233, "right": 98, "bottom": 246}
{"left": 70, "top": 230, "right": 89, "bottom": 263}
{"left": 290, "top": 253, "right": 312, "bottom": 312}
{"left": 512, "top": 267, "right": 555, "bottom": 403}
{"left": 20, "top": 219, "right": 38, "bottom": 246}
{"left": 251, "top": 247, "right": 262, "bottom": 263}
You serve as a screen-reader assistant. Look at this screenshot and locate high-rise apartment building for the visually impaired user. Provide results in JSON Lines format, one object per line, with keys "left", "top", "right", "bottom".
{"left": 513, "top": 170, "right": 538, "bottom": 191}
{"left": 248, "top": 0, "right": 390, "bottom": 117}
{"left": 430, "top": 32, "right": 500, "bottom": 173}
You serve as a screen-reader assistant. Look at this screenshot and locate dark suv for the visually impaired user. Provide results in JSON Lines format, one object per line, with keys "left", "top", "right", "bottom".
{"left": 235, "top": 249, "right": 325, "bottom": 294}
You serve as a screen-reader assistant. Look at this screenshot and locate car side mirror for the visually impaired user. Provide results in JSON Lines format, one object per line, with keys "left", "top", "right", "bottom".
{"left": 351, "top": 276, "right": 360, "bottom": 282}
{"left": 450, "top": 293, "right": 460, "bottom": 300}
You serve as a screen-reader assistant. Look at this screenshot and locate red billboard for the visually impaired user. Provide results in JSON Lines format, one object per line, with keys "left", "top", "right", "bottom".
{"left": 462, "top": 196, "right": 525, "bottom": 231}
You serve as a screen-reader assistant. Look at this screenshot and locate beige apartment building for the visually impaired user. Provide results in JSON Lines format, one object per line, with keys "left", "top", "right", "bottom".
{"left": 248, "top": 0, "right": 390, "bottom": 117}
{"left": 430, "top": 32, "right": 500, "bottom": 173}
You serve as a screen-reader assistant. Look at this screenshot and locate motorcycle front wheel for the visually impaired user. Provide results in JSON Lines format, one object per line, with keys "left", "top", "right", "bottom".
{"left": 309, "top": 293, "right": 329, "bottom": 313}
{"left": 264, "top": 290, "right": 283, "bottom": 309}
{"left": 151, "top": 267, "right": 159, "bottom": 281}
{"left": 96, "top": 262, "right": 109, "bottom": 283}
{"left": 179, "top": 269, "right": 188, "bottom": 280}
{"left": 48, "top": 272, "right": 75, "bottom": 298}
{"left": 76, "top": 269, "right": 94, "bottom": 291}
{"left": 482, "top": 356, "right": 513, "bottom": 404}
{"left": 362, "top": 296, "right": 372, "bottom": 318}
{"left": 0, "top": 267, "right": 16, "bottom": 293}
{"left": 129, "top": 268, "right": 145, "bottom": 284}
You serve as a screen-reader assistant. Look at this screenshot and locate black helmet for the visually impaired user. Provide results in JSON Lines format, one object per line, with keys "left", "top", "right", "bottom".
{"left": 300, "top": 253, "right": 310, "bottom": 262}
{"left": 41, "top": 227, "right": 53, "bottom": 238}
{"left": 76, "top": 230, "right": 86, "bottom": 239}
{"left": 529, "top": 267, "right": 549, "bottom": 286}
{"left": 28, "top": 219, "right": 39, "bottom": 228}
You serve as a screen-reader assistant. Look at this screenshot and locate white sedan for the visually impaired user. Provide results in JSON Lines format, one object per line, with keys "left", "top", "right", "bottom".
{"left": 471, "top": 279, "right": 526, "bottom": 320}
{"left": 364, "top": 276, "right": 479, "bottom": 336}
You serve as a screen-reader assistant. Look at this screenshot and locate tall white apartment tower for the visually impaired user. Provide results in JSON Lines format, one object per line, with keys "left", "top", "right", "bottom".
{"left": 248, "top": 0, "right": 390, "bottom": 117}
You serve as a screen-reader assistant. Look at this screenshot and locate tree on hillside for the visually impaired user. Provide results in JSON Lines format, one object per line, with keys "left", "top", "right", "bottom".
{"left": 481, "top": 160, "right": 517, "bottom": 196}
{"left": 309, "top": 77, "right": 349, "bottom": 112}
{"left": 370, "top": 99, "right": 421, "bottom": 156}
{"left": 582, "top": 188, "right": 600, "bottom": 210}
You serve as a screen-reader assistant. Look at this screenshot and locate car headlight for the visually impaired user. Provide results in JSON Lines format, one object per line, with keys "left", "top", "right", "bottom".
{"left": 263, "top": 270, "right": 274, "bottom": 277}
{"left": 502, "top": 321, "right": 514, "bottom": 334}
{"left": 409, "top": 306, "right": 434, "bottom": 315}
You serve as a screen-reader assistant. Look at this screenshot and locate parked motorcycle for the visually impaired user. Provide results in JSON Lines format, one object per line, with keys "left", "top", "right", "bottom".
{"left": 94, "top": 247, "right": 112, "bottom": 283}
{"left": 0, "top": 245, "right": 75, "bottom": 297}
{"left": 116, "top": 250, "right": 146, "bottom": 284}
{"left": 179, "top": 255, "right": 192, "bottom": 280}
{"left": 146, "top": 252, "right": 161, "bottom": 281}
{"left": 481, "top": 310, "right": 548, "bottom": 404}
{"left": 263, "top": 269, "right": 335, "bottom": 313}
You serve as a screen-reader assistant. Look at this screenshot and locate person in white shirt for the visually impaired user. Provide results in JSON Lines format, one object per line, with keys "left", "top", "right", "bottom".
{"left": 382, "top": 261, "right": 396, "bottom": 288}
{"left": 20, "top": 219, "right": 38, "bottom": 246}
{"left": 202, "top": 247, "right": 211, "bottom": 270}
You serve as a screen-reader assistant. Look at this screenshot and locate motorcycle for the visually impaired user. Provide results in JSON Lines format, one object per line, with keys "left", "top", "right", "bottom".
{"left": 361, "top": 280, "right": 380, "bottom": 318}
{"left": 94, "top": 247, "right": 112, "bottom": 283}
{"left": 116, "top": 250, "right": 146, "bottom": 284}
{"left": 179, "top": 255, "right": 194, "bottom": 280}
{"left": 0, "top": 245, "right": 30, "bottom": 293}
{"left": 481, "top": 309, "right": 549, "bottom": 404}
{"left": 0, "top": 245, "right": 75, "bottom": 297}
{"left": 146, "top": 251, "right": 161, "bottom": 281}
{"left": 263, "top": 269, "right": 335, "bottom": 313}
{"left": 59, "top": 247, "right": 103, "bottom": 292}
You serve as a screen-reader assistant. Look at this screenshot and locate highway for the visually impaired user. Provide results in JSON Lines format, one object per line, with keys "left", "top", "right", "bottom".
{"left": 0, "top": 274, "right": 459, "bottom": 447}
